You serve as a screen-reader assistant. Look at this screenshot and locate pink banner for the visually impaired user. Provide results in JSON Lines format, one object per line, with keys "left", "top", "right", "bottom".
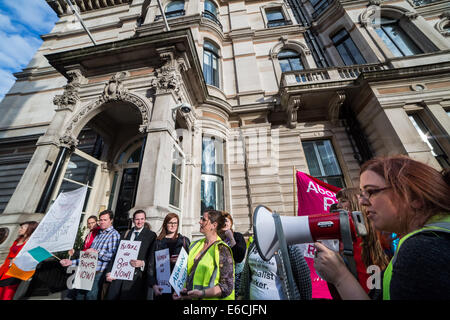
{"left": 296, "top": 171, "right": 340, "bottom": 299}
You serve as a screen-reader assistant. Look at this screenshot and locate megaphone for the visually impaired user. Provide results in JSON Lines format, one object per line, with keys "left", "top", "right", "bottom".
{"left": 253, "top": 205, "right": 367, "bottom": 261}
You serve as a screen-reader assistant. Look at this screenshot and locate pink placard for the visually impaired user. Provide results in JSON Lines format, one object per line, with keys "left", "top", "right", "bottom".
{"left": 296, "top": 171, "right": 341, "bottom": 299}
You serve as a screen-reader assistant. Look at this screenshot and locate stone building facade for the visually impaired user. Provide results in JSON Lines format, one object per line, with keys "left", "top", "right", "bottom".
{"left": 0, "top": 0, "right": 449, "bottom": 259}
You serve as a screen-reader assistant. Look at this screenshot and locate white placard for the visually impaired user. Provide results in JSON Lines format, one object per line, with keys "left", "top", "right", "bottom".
{"left": 110, "top": 240, "right": 141, "bottom": 281}
{"left": 19, "top": 186, "right": 87, "bottom": 255}
{"left": 72, "top": 251, "right": 98, "bottom": 291}
{"left": 155, "top": 248, "right": 171, "bottom": 294}
{"left": 169, "top": 247, "right": 188, "bottom": 296}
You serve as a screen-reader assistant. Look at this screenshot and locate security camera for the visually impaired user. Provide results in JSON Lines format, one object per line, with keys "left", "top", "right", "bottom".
{"left": 179, "top": 103, "right": 192, "bottom": 114}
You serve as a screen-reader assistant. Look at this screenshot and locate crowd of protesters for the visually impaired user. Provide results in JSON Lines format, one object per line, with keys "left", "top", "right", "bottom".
{"left": 0, "top": 154, "right": 449, "bottom": 300}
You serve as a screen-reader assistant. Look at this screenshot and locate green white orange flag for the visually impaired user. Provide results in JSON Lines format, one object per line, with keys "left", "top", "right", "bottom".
{"left": 6, "top": 246, "right": 53, "bottom": 280}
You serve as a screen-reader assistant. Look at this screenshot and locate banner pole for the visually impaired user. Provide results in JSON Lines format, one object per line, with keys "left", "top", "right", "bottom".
{"left": 293, "top": 166, "right": 296, "bottom": 216}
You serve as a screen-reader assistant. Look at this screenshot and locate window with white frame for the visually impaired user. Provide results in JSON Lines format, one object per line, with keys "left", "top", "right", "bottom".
{"left": 266, "top": 7, "right": 289, "bottom": 27}
{"left": 331, "top": 29, "right": 366, "bottom": 65}
{"left": 203, "top": 41, "right": 220, "bottom": 87}
{"left": 408, "top": 114, "right": 450, "bottom": 169}
{"left": 374, "top": 18, "right": 423, "bottom": 57}
{"left": 170, "top": 146, "right": 184, "bottom": 208}
{"left": 278, "top": 49, "right": 304, "bottom": 72}
{"left": 201, "top": 136, "right": 224, "bottom": 214}
{"left": 302, "top": 140, "right": 345, "bottom": 188}
{"left": 165, "top": 0, "right": 185, "bottom": 18}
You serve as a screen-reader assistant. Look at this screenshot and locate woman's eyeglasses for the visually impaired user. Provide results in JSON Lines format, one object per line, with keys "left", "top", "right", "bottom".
{"left": 358, "top": 187, "right": 391, "bottom": 201}
{"left": 167, "top": 222, "right": 178, "bottom": 226}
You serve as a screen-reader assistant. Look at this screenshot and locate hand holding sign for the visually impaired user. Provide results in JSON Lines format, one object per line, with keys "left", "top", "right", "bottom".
{"left": 169, "top": 247, "right": 188, "bottom": 296}
{"left": 155, "top": 248, "right": 171, "bottom": 294}
{"left": 110, "top": 240, "right": 141, "bottom": 281}
{"left": 72, "top": 251, "right": 98, "bottom": 291}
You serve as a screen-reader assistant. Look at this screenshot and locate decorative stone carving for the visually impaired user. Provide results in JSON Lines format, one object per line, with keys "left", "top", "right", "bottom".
{"left": 53, "top": 68, "right": 86, "bottom": 111}
{"left": 151, "top": 50, "right": 185, "bottom": 98}
{"left": 101, "top": 71, "right": 129, "bottom": 102}
{"left": 359, "top": 5, "right": 380, "bottom": 27}
{"left": 368, "top": 0, "right": 382, "bottom": 6}
{"left": 436, "top": 11, "right": 450, "bottom": 37}
{"left": 53, "top": 83, "right": 80, "bottom": 111}
{"left": 59, "top": 134, "right": 78, "bottom": 149}
{"left": 63, "top": 72, "right": 152, "bottom": 139}
{"left": 67, "top": 69, "right": 88, "bottom": 86}
{"left": 328, "top": 91, "right": 346, "bottom": 125}
{"left": 286, "top": 95, "right": 302, "bottom": 129}
{"left": 404, "top": 12, "right": 418, "bottom": 21}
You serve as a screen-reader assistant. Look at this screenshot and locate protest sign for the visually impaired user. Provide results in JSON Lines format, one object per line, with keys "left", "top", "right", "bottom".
{"left": 110, "top": 240, "right": 141, "bottom": 281}
{"left": 296, "top": 171, "right": 341, "bottom": 299}
{"left": 72, "top": 251, "right": 98, "bottom": 291}
{"left": 155, "top": 248, "right": 171, "bottom": 294}
{"left": 169, "top": 247, "right": 188, "bottom": 296}
{"left": 20, "top": 186, "right": 88, "bottom": 254}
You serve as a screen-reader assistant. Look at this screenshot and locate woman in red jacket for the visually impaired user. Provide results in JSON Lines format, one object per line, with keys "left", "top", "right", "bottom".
{"left": 0, "top": 221, "right": 38, "bottom": 300}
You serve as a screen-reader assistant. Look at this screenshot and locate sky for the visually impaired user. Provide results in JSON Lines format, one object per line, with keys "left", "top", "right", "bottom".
{"left": 0, "top": 0, "right": 59, "bottom": 101}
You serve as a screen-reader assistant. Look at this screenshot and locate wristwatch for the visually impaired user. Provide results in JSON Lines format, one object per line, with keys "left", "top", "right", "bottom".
{"left": 202, "top": 289, "right": 206, "bottom": 298}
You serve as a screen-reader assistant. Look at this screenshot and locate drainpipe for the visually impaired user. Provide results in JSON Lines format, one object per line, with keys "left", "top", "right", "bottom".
{"left": 239, "top": 127, "right": 253, "bottom": 236}
{"left": 286, "top": 0, "right": 329, "bottom": 68}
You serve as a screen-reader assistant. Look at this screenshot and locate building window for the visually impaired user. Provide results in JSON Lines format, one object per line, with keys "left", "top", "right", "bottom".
{"left": 201, "top": 136, "right": 224, "bottom": 214}
{"left": 331, "top": 29, "right": 366, "bottom": 65}
{"left": 266, "top": 8, "right": 289, "bottom": 27}
{"left": 0, "top": 137, "right": 38, "bottom": 214}
{"left": 203, "top": 41, "right": 220, "bottom": 87}
{"left": 203, "top": 0, "right": 222, "bottom": 29}
{"left": 302, "top": 140, "right": 345, "bottom": 188}
{"left": 374, "top": 18, "right": 422, "bottom": 57}
{"left": 278, "top": 50, "right": 304, "bottom": 72}
{"left": 170, "top": 147, "right": 184, "bottom": 208}
{"left": 310, "top": 0, "right": 331, "bottom": 19}
{"left": 408, "top": 114, "right": 450, "bottom": 169}
{"left": 411, "top": 0, "right": 441, "bottom": 6}
{"left": 165, "top": 0, "right": 185, "bottom": 18}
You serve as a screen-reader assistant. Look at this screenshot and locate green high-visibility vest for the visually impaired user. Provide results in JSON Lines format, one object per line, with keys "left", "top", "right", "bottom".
{"left": 187, "top": 235, "right": 235, "bottom": 300}
{"left": 383, "top": 214, "right": 450, "bottom": 300}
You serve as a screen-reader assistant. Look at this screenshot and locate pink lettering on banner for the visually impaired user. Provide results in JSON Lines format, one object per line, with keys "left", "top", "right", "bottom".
{"left": 296, "top": 171, "right": 341, "bottom": 299}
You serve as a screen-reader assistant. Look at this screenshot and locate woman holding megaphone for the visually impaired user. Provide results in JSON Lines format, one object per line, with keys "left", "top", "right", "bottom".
{"left": 314, "top": 155, "right": 450, "bottom": 300}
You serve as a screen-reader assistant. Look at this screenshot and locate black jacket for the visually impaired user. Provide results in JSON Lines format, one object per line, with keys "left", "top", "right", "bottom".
{"left": 105, "top": 227, "right": 157, "bottom": 300}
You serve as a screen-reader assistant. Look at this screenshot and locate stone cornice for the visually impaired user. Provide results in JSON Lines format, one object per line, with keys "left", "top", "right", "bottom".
{"left": 46, "top": 0, "right": 132, "bottom": 17}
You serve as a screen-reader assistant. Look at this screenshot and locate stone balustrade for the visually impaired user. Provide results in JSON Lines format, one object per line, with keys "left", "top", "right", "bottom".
{"left": 281, "top": 63, "right": 386, "bottom": 86}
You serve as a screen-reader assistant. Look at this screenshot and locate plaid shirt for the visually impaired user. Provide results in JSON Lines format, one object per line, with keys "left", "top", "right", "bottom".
{"left": 72, "top": 226, "right": 120, "bottom": 272}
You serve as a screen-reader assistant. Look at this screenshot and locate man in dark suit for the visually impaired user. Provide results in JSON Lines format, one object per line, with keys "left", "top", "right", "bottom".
{"left": 104, "top": 210, "right": 157, "bottom": 300}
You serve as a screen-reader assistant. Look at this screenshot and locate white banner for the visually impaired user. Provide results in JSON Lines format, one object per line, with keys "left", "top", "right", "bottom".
{"left": 72, "top": 251, "right": 98, "bottom": 291}
{"left": 169, "top": 247, "right": 188, "bottom": 296}
{"left": 110, "top": 240, "right": 141, "bottom": 281}
{"left": 155, "top": 248, "right": 171, "bottom": 294}
{"left": 19, "top": 186, "right": 88, "bottom": 255}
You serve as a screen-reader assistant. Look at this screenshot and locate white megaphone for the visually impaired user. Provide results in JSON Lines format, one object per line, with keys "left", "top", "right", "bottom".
{"left": 253, "top": 205, "right": 367, "bottom": 262}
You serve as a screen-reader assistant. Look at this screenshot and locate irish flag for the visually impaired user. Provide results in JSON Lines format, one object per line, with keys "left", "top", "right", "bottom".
{"left": 6, "top": 246, "right": 53, "bottom": 281}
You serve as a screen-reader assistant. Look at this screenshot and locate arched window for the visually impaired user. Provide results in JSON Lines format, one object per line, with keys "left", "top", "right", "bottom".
{"left": 278, "top": 50, "right": 304, "bottom": 72}
{"left": 204, "top": 0, "right": 217, "bottom": 17}
{"left": 165, "top": 0, "right": 185, "bottom": 18}
{"left": 203, "top": 0, "right": 222, "bottom": 28}
{"left": 203, "top": 41, "right": 220, "bottom": 87}
{"left": 374, "top": 18, "right": 422, "bottom": 57}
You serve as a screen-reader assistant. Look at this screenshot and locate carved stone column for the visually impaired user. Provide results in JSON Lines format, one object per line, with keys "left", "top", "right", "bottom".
{"left": 133, "top": 50, "right": 186, "bottom": 231}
